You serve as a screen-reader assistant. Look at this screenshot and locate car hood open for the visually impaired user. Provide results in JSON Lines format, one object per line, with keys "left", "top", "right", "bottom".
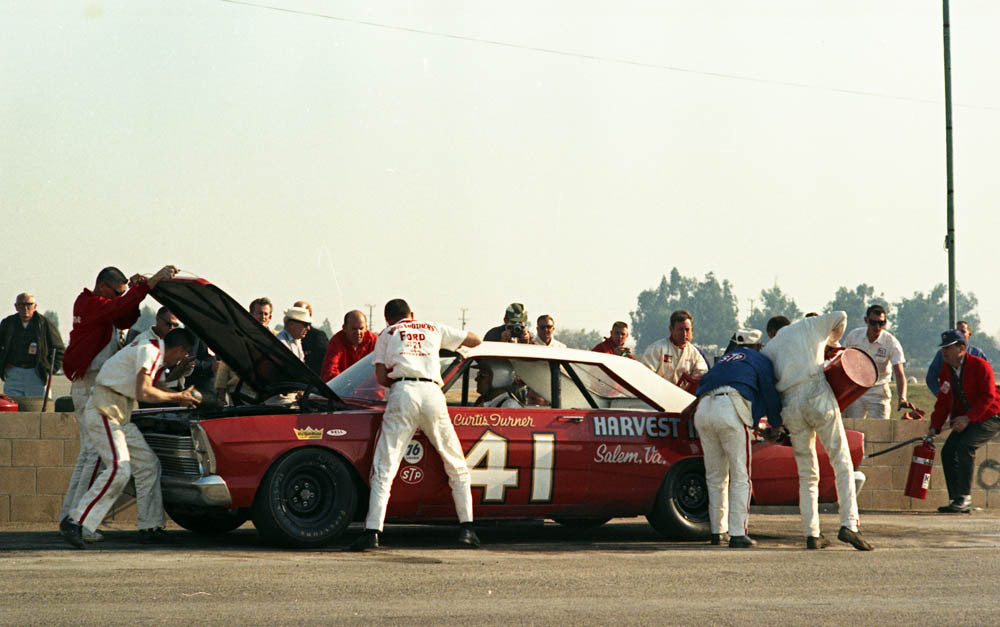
{"left": 151, "top": 277, "right": 339, "bottom": 403}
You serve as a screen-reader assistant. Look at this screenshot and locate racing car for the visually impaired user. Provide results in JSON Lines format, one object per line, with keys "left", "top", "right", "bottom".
{"left": 132, "top": 278, "right": 865, "bottom": 547}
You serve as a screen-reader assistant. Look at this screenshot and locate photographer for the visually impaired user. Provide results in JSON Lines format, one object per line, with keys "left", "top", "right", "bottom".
{"left": 484, "top": 303, "right": 533, "bottom": 344}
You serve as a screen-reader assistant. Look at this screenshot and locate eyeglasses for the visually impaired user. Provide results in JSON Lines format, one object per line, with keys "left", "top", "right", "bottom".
{"left": 538, "top": 325, "right": 554, "bottom": 330}
{"left": 15, "top": 302, "right": 35, "bottom": 308}
{"left": 867, "top": 319, "right": 886, "bottom": 327}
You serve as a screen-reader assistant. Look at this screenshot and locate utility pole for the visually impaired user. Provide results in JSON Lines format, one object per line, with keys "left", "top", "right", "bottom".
{"left": 942, "top": 0, "right": 957, "bottom": 326}
{"left": 459, "top": 307, "right": 469, "bottom": 330}
{"left": 364, "top": 303, "right": 374, "bottom": 325}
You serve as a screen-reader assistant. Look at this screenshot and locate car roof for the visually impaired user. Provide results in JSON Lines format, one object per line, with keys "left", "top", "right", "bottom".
{"left": 464, "top": 341, "right": 694, "bottom": 412}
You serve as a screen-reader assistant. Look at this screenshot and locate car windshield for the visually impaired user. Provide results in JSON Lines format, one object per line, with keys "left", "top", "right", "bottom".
{"left": 327, "top": 352, "right": 460, "bottom": 402}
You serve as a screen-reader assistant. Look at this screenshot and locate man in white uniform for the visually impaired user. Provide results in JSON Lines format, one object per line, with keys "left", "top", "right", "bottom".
{"left": 842, "top": 304, "right": 913, "bottom": 419}
{"left": 350, "top": 299, "right": 482, "bottom": 551}
{"left": 640, "top": 309, "right": 708, "bottom": 393}
{"left": 761, "top": 312, "right": 873, "bottom": 550}
{"left": 533, "top": 315, "right": 566, "bottom": 348}
{"left": 59, "top": 328, "right": 201, "bottom": 548}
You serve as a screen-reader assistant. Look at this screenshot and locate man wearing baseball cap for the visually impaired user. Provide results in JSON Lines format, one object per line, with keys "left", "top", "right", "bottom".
{"left": 928, "top": 329, "right": 1000, "bottom": 513}
{"left": 483, "top": 303, "right": 532, "bottom": 343}
{"left": 694, "top": 328, "right": 780, "bottom": 548}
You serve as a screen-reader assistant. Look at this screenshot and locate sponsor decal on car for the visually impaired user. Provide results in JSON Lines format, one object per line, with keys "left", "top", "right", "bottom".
{"left": 594, "top": 444, "right": 668, "bottom": 465}
{"left": 326, "top": 429, "right": 347, "bottom": 437}
{"left": 399, "top": 466, "right": 424, "bottom": 484}
{"left": 404, "top": 440, "right": 424, "bottom": 464}
{"left": 593, "top": 415, "right": 687, "bottom": 439}
{"left": 293, "top": 427, "right": 323, "bottom": 440}
{"left": 452, "top": 412, "right": 535, "bottom": 428}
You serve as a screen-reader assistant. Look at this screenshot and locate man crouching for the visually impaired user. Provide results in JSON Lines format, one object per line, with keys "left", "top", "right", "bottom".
{"left": 60, "top": 328, "right": 201, "bottom": 548}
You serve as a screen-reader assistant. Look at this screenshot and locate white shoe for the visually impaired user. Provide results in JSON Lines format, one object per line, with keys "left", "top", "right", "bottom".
{"left": 83, "top": 528, "right": 104, "bottom": 542}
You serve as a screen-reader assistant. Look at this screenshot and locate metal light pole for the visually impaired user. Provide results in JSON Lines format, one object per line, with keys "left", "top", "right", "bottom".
{"left": 942, "top": 0, "right": 957, "bottom": 326}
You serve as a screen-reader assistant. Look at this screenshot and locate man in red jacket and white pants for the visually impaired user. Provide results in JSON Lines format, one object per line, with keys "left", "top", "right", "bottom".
{"left": 929, "top": 329, "right": 1000, "bottom": 513}
{"left": 59, "top": 265, "right": 177, "bottom": 536}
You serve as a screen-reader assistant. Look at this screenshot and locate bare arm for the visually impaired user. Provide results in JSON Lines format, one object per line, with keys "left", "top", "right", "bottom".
{"left": 134, "top": 369, "right": 200, "bottom": 407}
{"left": 375, "top": 363, "right": 392, "bottom": 387}
{"left": 893, "top": 363, "right": 912, "bottom": 409}
{"left": 461, "top": 332, "right": 482, "bottom": 348}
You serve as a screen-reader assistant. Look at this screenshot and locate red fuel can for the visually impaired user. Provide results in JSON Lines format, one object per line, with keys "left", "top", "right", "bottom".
{"left": 824, "top": 347, "right": 878, "bottom": 411}
{"left": 904, "top": 438, "right": 936, "bottom": 499}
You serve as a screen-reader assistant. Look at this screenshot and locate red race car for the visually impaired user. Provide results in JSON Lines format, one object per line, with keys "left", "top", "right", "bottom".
{"left": 134, "top": 278, "right": 866, "bottom": 547}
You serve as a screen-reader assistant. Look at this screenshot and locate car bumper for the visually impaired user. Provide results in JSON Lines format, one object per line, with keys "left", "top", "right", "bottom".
{"left": 161, "top": 474, "right": 233, "bottom": 507}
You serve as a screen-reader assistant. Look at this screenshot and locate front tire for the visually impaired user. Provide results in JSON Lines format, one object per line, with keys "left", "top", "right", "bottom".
{"left": 646, "top": 458, "right": 710, "bottom": 540}
{"left": 251, "top": 448, "right": 357, "bottom": 547}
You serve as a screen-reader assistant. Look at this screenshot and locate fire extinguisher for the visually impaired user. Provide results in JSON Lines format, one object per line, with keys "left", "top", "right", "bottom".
{"left": 904, "top": 436, "right": 936, "bottom": 499}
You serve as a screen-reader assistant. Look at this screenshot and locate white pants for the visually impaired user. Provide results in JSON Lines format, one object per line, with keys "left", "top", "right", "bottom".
{"left": 60, "top": 373, "right": 101, "bottom": 521}
{"left": 782, "top": 378, "right": 859, "bottom": 537}
{"left": 365, "top": 381, "right": 473, "bottom": 531}
{"left": 842, "top": 383, "right": 891, "bottom": 420}
{"left": 695, "top": 388, "right": 753, "bottom": 537}
{"left": 69, "top": 393, "right": 165, "bottom": 532}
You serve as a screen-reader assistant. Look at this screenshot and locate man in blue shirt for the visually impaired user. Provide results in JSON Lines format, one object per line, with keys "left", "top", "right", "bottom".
{"left": 695, "top": 328, "right": 781, "bottom": 548}
{"left": 925, "top": 321, "right": 988, "bottom": 396}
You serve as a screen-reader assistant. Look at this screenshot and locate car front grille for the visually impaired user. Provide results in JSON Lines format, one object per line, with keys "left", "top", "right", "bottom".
{"left": 144, "top": 433, "right": 201, "bottom": 476}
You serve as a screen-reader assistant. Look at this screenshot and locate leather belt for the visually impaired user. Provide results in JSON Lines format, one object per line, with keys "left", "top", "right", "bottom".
{"left": 391, "top": 377, "right": 434, "bottom": 385}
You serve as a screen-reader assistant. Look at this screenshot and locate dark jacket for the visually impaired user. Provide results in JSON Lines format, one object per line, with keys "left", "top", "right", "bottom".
{"left": 696, "top": 346, "right": 782, "bottom": 428}
{"left": 0, "top": 313, "right": 65, "bottom": 381}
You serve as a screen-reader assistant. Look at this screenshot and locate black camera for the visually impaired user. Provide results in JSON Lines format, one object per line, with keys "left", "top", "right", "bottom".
{"left": 505, "top": 322, "right": 525, "bottom": 338}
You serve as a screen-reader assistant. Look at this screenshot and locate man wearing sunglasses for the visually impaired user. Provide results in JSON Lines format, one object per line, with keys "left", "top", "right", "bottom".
{"left": 0, "top": 292, "right": 64, "bottom": 402}
{"left": 842, "top": 304, "right": 913, "bottom": 419}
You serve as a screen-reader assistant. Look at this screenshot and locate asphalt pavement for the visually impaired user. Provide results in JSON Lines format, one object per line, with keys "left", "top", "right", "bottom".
{"left": 2, "top": 511, "right": 998, "bottom": 625}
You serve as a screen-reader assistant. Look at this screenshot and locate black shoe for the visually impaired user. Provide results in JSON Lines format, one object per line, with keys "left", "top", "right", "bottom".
{"left": 138, "top": 528, "right": 174, "bottom": 544}
{"left": 937, "top": 497, "right": 972, "bottom": 513}
{"left": 728, "top": 535, "right": 756, "bottom": 548}
{"left": 806, "top": 535, "right": 829, "bottom": 550}
{"left": 59, "top": 516, "right": 86, "bottom": 550}
{"left": 837, "top": 527, "right": 874, "bottom": 551}
{"left": 348, "top": 531, "right": 380, "bottom": 552}
{"left": 457, "top": 526, "right": 481, "bottom": 549}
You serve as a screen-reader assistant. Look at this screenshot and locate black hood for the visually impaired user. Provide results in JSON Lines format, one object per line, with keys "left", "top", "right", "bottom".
{"left": 151, "top": 277, "right": 339, "bottom": 403}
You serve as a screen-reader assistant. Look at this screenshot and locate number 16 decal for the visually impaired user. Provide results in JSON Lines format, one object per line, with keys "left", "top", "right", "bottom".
{"left": 465, "top": 430, "right": 556, "bottom": 504}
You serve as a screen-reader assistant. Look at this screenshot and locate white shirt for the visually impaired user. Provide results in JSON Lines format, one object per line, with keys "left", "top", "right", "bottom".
{"left": 842, "top": 327, "right": 905, "bottom": 386}
{"left": 277, "top": 329, "right": 305, "bottom": 362}
{"left": 482, "top": 392, "right": 522, "bottom": 408}
{"left": 640, "top": 338, "right": 708, "bottom": 385}
{"left": 534, "top": 336, "right": 566, "bottom": 348}
{"left": 373, "top": 319, "right": 467, "bottom": 385}
{"left": 762, "top": 311, "right": 846, "bottom": 393}
{"left": 95, "top": 336, "right": 166, "bottom": 399}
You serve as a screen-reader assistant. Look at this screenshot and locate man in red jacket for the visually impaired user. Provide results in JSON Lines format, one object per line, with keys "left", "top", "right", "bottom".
{"left": 929, "top": 329, "right": 1000, "bottom": 513}
{"left": 320, "top": 310, "right": 377, "bottom": 381}
{"left": 58, "top": 265, "right": 177, "bottom": 530}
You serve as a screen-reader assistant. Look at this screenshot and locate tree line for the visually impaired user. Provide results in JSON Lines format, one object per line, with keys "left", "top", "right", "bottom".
{"left": 621, "top": 267, "right": 998, "bottom": 369}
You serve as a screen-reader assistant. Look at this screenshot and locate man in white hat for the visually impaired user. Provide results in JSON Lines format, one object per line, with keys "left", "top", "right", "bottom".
{"left": 694, "top": 328, "right": 780, "bottom": 548}
{"left": 277, "top": 306, "right": 312, "bottom": 362}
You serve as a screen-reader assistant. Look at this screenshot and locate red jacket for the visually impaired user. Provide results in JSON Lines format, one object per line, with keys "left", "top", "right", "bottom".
{"left": 62, "top": 284, "right": 150, "bottom": 380}
{"left": 320, "top": 329, "right": 377, "bottom": 381}
{"left": 592, "top": 338, "right": 633, "bottom": 359}
{"left": 930, "top": 353, "right": 1000, "bottom": 431}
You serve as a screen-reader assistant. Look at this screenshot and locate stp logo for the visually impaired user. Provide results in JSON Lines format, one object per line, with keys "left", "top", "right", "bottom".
{"left": 399, "top": 466, "right": 424, "bottom": 485}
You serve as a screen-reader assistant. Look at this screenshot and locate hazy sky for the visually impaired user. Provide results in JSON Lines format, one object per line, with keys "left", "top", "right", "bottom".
{"left": 3, "top": 1, "right": 999, "bottom": 345}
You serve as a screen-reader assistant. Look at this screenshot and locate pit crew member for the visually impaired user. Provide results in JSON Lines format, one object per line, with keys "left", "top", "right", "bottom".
{"left": 350, "top": 299, "right": 482, "bottom": 551}
{"left": 925, "top": 321, "right": 988, "bottom": 396}
{"left": 640, "top": 309, "right": 708, "bottom": 393}
{"left": 841, "top": 305, "right": 912, "bottom": 419}
{"left": 761, "top": 312, "right": 873, "bottom": 550}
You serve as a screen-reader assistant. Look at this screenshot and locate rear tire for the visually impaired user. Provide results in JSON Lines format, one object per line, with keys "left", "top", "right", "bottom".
{"left": 646, "top": 458, "right": 710, "bottom": 540}
{"left": 251, "top": 448, "right": 357, "bottom": 547}
{"left": 165, "top": 504, "right": 248, "bottom": 534}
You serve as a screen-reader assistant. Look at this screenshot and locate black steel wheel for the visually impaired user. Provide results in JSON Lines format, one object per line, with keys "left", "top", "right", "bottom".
{"left": 251, "top": 448, "right": 357, "bottom": 547}
{"left": 164, "top": 503, "right": 249, "bottom": 534}
{"left": 646, "top": 457, "right": 710, "bottom": 540}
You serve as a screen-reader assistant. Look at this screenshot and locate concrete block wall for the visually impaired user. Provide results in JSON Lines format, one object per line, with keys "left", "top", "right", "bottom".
{"left": 0, "top": 412, "right": 135, "bottom": 524}
{"left": 845, "top": 418, "right": 1000, "bottom": 511}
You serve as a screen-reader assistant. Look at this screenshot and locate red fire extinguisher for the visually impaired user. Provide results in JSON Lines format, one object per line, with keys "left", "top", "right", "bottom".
{"left": 904, "top": 436, "right": 936, "bottom": 499}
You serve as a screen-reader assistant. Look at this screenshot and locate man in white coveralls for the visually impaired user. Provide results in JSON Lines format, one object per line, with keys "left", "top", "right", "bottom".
{"left": 761, "top": 312, "right": 873, "bottom": 551}
{"left": 350, "top": 298, "right": 482, "bottom": 551}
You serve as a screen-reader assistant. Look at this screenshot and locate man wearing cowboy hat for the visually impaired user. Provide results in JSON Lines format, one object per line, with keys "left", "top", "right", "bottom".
{"left": 928, "top": 329, "right": 1000, "bottom": 513}
{"left": 277, "top": 306, "right": 312, "bottom": 362}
